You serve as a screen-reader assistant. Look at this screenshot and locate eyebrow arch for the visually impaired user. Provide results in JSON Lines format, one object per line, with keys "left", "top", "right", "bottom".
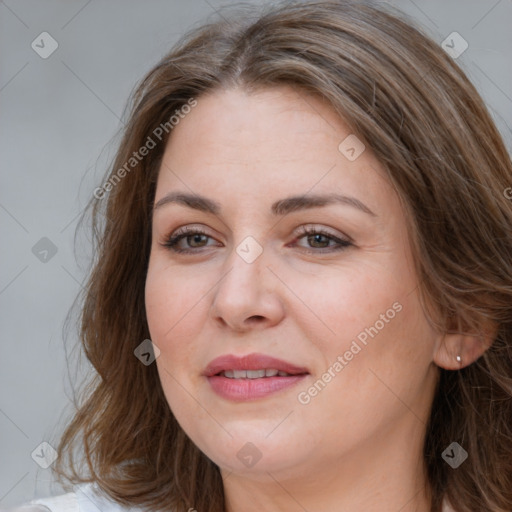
{"left": 153, "top": 191, "right": 377, "bottom": 217}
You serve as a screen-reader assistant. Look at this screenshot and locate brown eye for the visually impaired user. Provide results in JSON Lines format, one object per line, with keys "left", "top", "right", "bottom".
{"left": 293, "top": 226, "right": 353, "bottom": 253}
{"left": 185, "top": 233, "right": 209, "bottom": 248}
{"left": 306, "top": 233, "right": 331, "bottom": 248}
{"left": 162, "top": 228, "right": 218, "bottom": 254}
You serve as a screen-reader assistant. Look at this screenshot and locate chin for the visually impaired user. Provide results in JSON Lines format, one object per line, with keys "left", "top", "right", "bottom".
{"left": 189, "top": 425, "right": 311, "bottom": 476}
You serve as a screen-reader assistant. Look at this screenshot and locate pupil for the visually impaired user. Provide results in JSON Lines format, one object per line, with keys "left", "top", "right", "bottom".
{"left": 310, "top": 234, "right": 328, "bottom": 247}
{"left": 190, "top": 234, "right": 206, "bottom": 247}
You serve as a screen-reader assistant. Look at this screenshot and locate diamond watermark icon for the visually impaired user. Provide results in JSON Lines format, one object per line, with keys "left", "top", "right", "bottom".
{"left": 134, "top": 339, "right": 161, "bottom": 365}
{"left": 236, "top": 442, "right": 262, "bottom": 468}
{"left": 32, "top": 237, "right": 58, "bottom": 263}
{"left": 441, "top": 32, "right": 468, "bottom": 59}
{"left": 442, "top": 441, "right": 468, "bottom": 469}
{"left": 31, "top": 32, "right": 59, "bottom": 59}
{"left": 31, "top": 442, "right": 58, "bottom": 469}
{"left": 236, "top": 236, "right": 263, "bottom": 264}
{"left": 338, "top": 134, "right": 366, "bottom": 161}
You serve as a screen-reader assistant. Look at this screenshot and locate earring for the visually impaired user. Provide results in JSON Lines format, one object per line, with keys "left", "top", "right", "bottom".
{"left": 456, "top": 355, "right": 462, "bottom": 364}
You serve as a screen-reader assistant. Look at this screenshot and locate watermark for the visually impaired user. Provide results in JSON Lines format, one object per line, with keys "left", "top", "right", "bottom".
{"left": 297, "top": 301, "right": 403, "bottom": 405}
{"left": 442, "top": 442, "right": 468, "bottom": 469}
{"left": 237, "top": 442, "right": 263, "bottom": 468}
{"left": 31, "top": 441, "right": 58, "bottom": 469}
{"left": 504, "top": 187, "right": 512, "bottom": 200}
{"left": 32, "top": 237, "right": 58, "bottom": 263}
{"left": 31, "top": 32, "right": 58, "bottom": 59}
{"left": 236, "top": 235, "right": 263, "bottom": 263}
{"left": 441, "top": 32, "right": 468, "bottom": 59}
{"left": 134, "top": 339, "right": 161, "bottom": 365}
{"left": 338, "top": 134, "right": 365, "bottom": 161}
{"left": 93, "top": 97, "right": 197, "bottom": 200}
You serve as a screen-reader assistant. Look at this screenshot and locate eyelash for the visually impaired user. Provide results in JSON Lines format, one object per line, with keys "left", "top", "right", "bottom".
{"left": 160, "top": 225, "right": 353, "bottom": 255}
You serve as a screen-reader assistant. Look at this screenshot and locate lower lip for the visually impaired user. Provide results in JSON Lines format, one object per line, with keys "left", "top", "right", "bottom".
{"left": 207, "top": 374, "right": 308, "bottom": 401}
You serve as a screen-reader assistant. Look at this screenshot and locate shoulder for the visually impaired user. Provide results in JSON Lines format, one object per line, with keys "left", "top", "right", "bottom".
{"left": 442, "top": 497, "right": 456, "bottom": 512}
{"left": 3, "top": 483, "right": 145, "bottom": 512}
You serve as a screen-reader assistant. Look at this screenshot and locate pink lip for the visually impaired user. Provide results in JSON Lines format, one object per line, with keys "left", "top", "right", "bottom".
{"left": 203, "top": 353, "right": 309, "bottom": 377}
{"left": 203, "top": 353, "right": 309, "bottom": 402}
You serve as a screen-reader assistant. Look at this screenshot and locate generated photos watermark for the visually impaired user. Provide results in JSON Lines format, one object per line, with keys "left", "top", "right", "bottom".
{"left": 94, "top": 97, "right": 197, "bottom": 200}
{"left": 297, "top": 301, "right": 403, "bottom": 405}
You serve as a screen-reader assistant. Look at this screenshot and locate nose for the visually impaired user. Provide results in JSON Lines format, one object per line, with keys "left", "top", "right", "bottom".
{"left": 210, "top": 243, "right": 285, "bottom": 332}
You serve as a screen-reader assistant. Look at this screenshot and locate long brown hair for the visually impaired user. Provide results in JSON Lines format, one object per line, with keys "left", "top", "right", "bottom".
{"left": 51, "top": 1, "right": 512, "bottom": 511}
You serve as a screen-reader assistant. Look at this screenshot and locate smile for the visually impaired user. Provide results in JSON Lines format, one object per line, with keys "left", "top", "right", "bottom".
{"left": 220, "top": 369, "right": 294, "bottom": 378}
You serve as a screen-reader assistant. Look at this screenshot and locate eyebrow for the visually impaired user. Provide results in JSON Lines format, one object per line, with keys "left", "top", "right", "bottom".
{"left": 153, "top": 191, "right": 376, "bottom": 217}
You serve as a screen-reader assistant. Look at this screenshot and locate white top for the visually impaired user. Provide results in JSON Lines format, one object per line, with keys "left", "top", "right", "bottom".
{"left": 4, "top": 482, "right": 456, "bottom": 512}
{"left": 2, "top": 483, "right": 144, "bottom": 512}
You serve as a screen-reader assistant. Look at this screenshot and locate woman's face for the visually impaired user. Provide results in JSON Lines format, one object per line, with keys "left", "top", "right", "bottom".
{"left": 145, "top": 86, "right": 440, "bottom": 480}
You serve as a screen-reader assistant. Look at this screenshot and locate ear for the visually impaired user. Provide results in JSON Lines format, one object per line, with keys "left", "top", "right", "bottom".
{"left": 433, "top": 316, "right": 498, "bottom": 370}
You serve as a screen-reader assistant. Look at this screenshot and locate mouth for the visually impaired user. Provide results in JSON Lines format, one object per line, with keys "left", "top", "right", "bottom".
{"left": 219, "top": 369, "right": 300, "bottom": 379}
{"left": 203, "top": 352, "right": 309, "bottom": 377}
{"left": 203, "top": 353, "right": 309, "bottom": 401}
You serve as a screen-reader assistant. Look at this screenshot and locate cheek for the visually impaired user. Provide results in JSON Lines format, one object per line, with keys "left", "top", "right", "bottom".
{"left": 145, "top": 261, "right": 207, "bottom": 418}
{"left": 145, "top": 256, "right": 208, "bottom": 335}
{"left": 144, "top": 259, "right": 207, "bottom": 369}
{"left": 290, "top": 260, "right": 435, "bottom": 399}
{"left": 275, "top": 261, "right": 403, "bottom": 354}
{"left": 296, "top": 295, "right": 436, "bottom": 447}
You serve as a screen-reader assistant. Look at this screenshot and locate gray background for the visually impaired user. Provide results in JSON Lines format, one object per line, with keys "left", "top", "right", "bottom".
{"left": 1, "top": 0, "right": 511, "bottom": 507}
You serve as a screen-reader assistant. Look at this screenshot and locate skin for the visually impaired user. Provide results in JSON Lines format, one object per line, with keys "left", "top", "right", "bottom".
{"left": 145, "top": 85, "right": 488, "bottom": 512}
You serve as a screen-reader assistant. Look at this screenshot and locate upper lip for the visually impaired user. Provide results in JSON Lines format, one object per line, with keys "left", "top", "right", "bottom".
{"left": 203, "top": 353, "right": 310, "bottom": 377}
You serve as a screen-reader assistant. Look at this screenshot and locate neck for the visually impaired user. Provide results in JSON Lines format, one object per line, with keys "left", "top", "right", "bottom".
{"left": 221, "top": 413, "right": 432, "bottom": 512}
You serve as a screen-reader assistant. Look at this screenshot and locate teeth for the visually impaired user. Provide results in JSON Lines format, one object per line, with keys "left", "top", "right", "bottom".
{"left": 221, "top": 369, "right": 292, "bottom": 379}
{"left": 247, "top": 369, "right": 266, "bottom": 378}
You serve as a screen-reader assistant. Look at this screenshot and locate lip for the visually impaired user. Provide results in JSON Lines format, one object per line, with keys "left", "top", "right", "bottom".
{"left": 203, "top": 353, "right": 309, "bottom": 402}
{"left": 203, "top": 353, "right": 309, "bottom": 377}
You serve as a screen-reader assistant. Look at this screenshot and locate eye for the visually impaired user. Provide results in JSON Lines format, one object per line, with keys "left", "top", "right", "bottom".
{"left": 291, "top": 225, "right": 353, "bottom": 253}
{"left": 160, "top": 226, "right": 219, "bottom": 254}
{"left": 160, "top": 224, "right": 353, "bottom": 255}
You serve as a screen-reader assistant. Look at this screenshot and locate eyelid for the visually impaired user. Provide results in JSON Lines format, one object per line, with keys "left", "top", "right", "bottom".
{"left": 161, "top": 223, "right": 218, "bottom": 240}
{"left": 293, "top": 223, "right": 352, "bottom": 242}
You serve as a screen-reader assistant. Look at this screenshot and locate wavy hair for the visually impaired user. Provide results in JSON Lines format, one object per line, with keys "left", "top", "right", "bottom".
{"left": 51, "top": 1, "right": 512, "bottom": 511}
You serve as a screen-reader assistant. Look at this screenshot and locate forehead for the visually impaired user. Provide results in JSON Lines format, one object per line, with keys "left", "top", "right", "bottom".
{"left": 155, "top": 86, "right": 395, "bottom": 217}
{"left": 162, "top": 86, "right": 352, "bottom": 164}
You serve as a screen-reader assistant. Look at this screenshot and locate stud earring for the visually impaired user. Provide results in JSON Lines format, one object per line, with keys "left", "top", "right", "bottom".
{"left": 456, "top": 355, "right": 462, "bottom": 364}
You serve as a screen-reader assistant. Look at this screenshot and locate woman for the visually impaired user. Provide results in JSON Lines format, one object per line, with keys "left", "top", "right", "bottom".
{"left": 9, "top": 1, "right": 512, "bottom": 511}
